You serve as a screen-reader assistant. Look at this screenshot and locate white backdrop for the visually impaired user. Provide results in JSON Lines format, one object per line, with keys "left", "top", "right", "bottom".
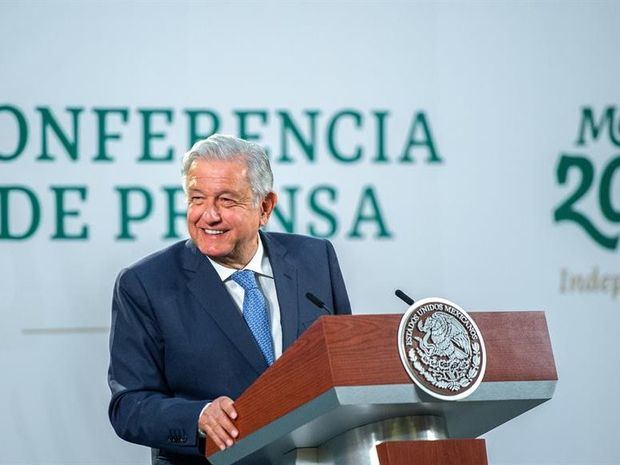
{"left": 1, "top": 2, "right": 619, "bottom": 464}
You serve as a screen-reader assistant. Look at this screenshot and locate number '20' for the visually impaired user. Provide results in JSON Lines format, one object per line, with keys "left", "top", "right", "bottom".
{"left": 554, "top": 154, "right": 620, "bottom": 250}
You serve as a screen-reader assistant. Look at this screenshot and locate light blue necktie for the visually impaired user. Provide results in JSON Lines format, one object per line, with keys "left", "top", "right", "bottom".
{"left": 231, "top": 270, "right": 275, "bottom": 366}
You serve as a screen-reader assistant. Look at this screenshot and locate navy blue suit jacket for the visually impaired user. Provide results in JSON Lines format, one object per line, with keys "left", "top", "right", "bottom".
{"left": 108, "top": 232, "right": 351, "bottom": 460}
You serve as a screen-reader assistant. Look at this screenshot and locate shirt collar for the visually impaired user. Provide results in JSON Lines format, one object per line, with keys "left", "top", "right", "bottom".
{"left": 206, "top": 234, "right": 273, "bottom": 282}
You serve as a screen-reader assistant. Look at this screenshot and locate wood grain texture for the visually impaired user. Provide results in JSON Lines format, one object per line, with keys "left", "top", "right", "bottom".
{"left": 206, "top": 312, "right": 557, "bottom": 456}
{"left": 474, "top": 311, "right": 558, "bottom": 382}
{"left": 376, "top": 439, "right": 488, "bottom": 465}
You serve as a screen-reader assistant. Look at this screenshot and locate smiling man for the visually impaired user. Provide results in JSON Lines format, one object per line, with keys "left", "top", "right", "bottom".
{"left": 108, "top": 134, "right": 351, "bottom": 465}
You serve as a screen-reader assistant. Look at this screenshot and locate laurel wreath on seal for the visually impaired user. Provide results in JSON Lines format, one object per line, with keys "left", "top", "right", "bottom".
{"left": 408, "top": 342, "right": 481, "bottom": 391}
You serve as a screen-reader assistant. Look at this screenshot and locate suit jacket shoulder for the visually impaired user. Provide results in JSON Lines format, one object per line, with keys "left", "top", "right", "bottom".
{"left": 118, "top": 240, "right": 191, "bottom": 283}
{"left": 261, "top": 231, "right": 352, "bottom": 315}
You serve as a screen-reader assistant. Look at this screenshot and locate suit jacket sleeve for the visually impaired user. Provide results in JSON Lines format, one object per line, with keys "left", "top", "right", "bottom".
{"left": 108, "top": 267, "right": 206, "bottom": 455}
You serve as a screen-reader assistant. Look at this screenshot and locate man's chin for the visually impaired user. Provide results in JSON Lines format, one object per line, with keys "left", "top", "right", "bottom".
{"left": 198, "top": 245, "right": 230, "bottom": 259}
{"left": 191, "top": 236, "right": 226, "bottom": 256}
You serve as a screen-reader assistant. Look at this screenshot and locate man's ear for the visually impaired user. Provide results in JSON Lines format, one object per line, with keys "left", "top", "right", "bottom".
{"left": 259, "top": 192, "right": 277, "bottom": 226}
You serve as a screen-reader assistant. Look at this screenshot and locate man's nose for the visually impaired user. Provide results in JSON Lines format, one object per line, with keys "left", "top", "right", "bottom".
{"left": 201, "top": 204, "right": 222, "bottom": 223}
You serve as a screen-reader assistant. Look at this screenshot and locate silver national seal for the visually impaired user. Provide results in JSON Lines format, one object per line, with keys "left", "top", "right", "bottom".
{"left": 397, "top": 297, "right": 487, "bottom": 400}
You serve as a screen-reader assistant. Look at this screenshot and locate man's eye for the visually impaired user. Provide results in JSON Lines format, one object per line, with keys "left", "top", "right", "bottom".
{"left": 220, "top": 198, "right": 236, "bottom": 206}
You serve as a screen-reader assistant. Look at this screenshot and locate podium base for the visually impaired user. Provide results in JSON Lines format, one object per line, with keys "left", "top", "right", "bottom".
{"left": 284, "top": 415, "right": 452, "bottom": 465}
{"left": 376, "top": 439, "right": 488, "bottom": 465}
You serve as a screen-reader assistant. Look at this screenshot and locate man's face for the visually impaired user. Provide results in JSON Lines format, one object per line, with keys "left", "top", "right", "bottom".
{"left": 186, "top": 158, "right": 276, "bottom": 268}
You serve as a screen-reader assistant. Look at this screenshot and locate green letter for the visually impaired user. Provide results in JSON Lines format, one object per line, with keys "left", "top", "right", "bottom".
{"left": 50, "top": 186, "right": 88, "bottom": 239}
{"left": 185, "top": 109, "right": 220, "bottom": 147}
{"left": 576, "top": 106, "right": 620, "bottom": 146}
{"left": 235, "top": 110, "right": 268, "bottom": 147}
{"left": 271, "top": 186, "right": 299, "bottom": 233}
{"left": 327, "top": 110, "right": 363, "bottom": 163}
{"left": 138, "top": 109, "right": 174, "bottom": 162}
{"left": 308, "top": 185, "right": 338, "bottom": 238}
{"left": 0, "top": 186, "right": 40, "bottom": 240}
{"left": 599, "top": 156, "right": 620, "bottom": 222}
{"left": 36, "top": 107, "right": 83, "bottom": 161}
{"left": 400, "top": 112, "right": 442, "bottom": 164}
{"left": 277, "top": 110, "right": 319, "bottom": 163}
{"left": 0, "top": 105, "right": 28, "bottom": 161}
{"left": 162, "top": 186, "right": 186, "bottom": 239}
{"left": 115, "top": 186, "right": 153, "bottom": 240}
{"left": 348, "top": 186, "right": 393, "bottom": 239}
{"left": 554, "top": 153, "right": 618, "bottom": 250}
{"left": 93, "top": 108, "right": 129, "bottom": 162}
{"left": 373, "top": 110, "right": 390, "bottom": 163}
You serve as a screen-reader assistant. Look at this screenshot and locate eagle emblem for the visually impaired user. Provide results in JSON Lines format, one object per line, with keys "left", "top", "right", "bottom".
{"left": 417, "top": 312, "right": 471, "bottom": 360}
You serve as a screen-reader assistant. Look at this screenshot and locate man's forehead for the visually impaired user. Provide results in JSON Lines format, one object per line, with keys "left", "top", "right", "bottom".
{"left": 187, "top": 160, "right": 251, "bottom": 191}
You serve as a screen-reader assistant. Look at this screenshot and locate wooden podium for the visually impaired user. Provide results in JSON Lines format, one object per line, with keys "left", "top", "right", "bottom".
{"left": 205, "top": 313, "right": 557, "bottom": 465}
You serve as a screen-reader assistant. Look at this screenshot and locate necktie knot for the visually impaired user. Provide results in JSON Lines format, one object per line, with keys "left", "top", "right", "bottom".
{"left": 231, "top": 269, "right": 259, "bottom": 291}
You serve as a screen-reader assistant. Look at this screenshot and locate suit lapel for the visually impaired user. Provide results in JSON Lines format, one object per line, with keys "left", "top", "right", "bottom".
{"left": 181, "top": 240, "right": 267, "bottom": 375}
{"left": 261, "top": 232, "right": 299, "bottom": 352}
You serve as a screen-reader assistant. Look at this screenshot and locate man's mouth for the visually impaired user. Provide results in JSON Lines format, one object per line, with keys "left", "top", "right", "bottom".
{"left": 203, "top": 229, "right": 225, "bottom": 235}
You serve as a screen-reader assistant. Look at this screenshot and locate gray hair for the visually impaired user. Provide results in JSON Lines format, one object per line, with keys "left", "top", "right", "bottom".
{"left": 181, "top": 134, "right": 274, "bottom": 203}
